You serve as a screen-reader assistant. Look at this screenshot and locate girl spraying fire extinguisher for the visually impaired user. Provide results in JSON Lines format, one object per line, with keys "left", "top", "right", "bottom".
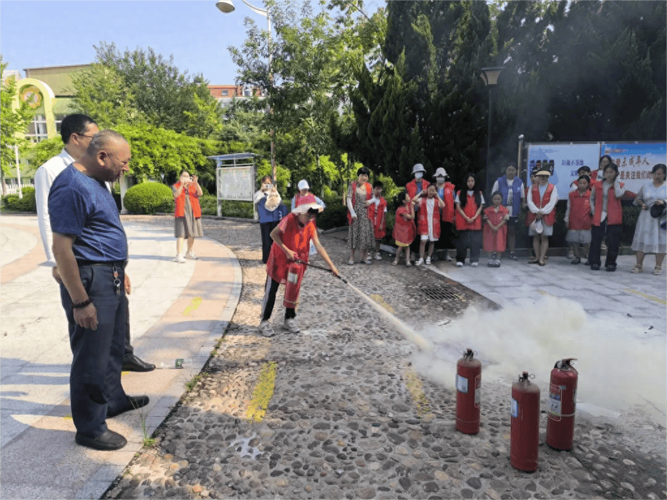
{"left": 259, "top": 194, "right": 339, "bottom": 337}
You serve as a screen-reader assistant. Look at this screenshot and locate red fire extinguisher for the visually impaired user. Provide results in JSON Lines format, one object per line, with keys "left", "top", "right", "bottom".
{"left": 510, "top": 371, "right": 540, "bottom": 472}
{"left": 283, "top": 261, "right": 304, "bottom": 309}
{"left": 546, "top": 358, "right": 578, "bottom": 451}
{"left": 456, "top": 348, "right": 481, "bottom": 434}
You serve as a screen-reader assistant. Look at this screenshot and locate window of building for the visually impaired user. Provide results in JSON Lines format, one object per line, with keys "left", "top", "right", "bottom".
{"left": 244, "top": 88, "right": 252, "bottom": 97}
{"left": 55, "top": 114, "right": 67, "bottom": 133}
{"left": 25, "top": 115, "right": 48, "bottom": 143}
{"left": 222, "top": 89, "right": 229, "bottom": 96}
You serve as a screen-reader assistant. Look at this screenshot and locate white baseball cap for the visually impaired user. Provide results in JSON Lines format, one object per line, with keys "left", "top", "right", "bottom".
{"left": 297, "top": 179, "right": 309, "bottom": 190}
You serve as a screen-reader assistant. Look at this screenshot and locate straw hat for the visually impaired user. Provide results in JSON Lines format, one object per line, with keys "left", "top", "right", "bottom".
{"left": 535, "top": 169, "right": 551, "bottom": 177}
{"left": 293, "top": 193, "right": 323, "bottom": 214}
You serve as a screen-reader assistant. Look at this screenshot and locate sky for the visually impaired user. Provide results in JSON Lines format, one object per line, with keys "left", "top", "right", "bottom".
{"left": 0, "top": 0, "right": 384, "bottom": 85}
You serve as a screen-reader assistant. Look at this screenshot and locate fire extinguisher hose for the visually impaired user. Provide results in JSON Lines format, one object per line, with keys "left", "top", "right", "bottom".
{"left": 295, "top": 259, "right": 348, "bottom": 284}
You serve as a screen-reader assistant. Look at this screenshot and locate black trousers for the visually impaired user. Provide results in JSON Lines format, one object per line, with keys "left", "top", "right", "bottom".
{"left": 456, "top": 230, "right": 482, "bottom": 263}
{"left": 261, "top": 277, "right": 296, "bottom": 321}
{"left": 60, "top": 264, "right": 129, "bottom": 438}
{"left": 123, "top": 297, "right": 133, "bottom": 358}
{"left": 589, "top": 221, "right": 622, "bottom": 267}
{"left": 436, "top": 221, "right": 454, "bottom": 251}
{"left": 260, "top": 221, "right": 280, "bottom": 264}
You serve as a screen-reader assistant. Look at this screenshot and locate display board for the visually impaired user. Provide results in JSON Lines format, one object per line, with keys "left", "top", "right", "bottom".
{"left": 526, "top": 143, "right": 601, "bottom": 199}
{"left": 216, "top": 166, "right": 254, "bottom": 202}
{"left": 600, "top": 142, "right": 666, "bottom": 198}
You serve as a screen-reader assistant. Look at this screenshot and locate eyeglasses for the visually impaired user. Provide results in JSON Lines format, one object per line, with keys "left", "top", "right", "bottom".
{"left": 76, "top": 133, "right": 95, "bottom": 140}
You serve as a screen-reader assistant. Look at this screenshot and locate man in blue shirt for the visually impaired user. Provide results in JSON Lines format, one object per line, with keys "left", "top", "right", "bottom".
{"left": 50, "top": 130, "right": 148, "bottom": 451}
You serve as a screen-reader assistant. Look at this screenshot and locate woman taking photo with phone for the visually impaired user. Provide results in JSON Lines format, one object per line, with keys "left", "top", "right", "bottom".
{"left": 173, "top": 170, "right": 203, "bottom": 263}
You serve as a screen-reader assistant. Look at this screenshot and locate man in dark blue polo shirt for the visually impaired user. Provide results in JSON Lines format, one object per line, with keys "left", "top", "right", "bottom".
{"left": 49, "top": 130, "right": 149, "bottom": 451}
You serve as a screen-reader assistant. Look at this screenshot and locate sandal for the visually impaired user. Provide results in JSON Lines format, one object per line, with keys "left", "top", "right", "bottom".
{"left": 347, "top": 260, "right": 355, "bottom": 266}
{"left": 405, "top": 261, "right": 412, "bottom": 267}
{"left": 365, "top": 256, "right": 372, "bottom": 265}
{"left": 654, "top": 266, "right": 663, "bottom": 275}
{"left": 528, "top": 258, "right": 538, "bottom": 264}
{"left": 630, "top": 264, "right": 643, "bottom": 273}
{"left": 392, "top": 259, "right": 399, "bottom": 266}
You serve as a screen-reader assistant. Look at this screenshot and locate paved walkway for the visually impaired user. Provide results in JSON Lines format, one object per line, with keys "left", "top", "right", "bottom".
{"left": 0, "top": 215, "right": 242, "bottom": 500}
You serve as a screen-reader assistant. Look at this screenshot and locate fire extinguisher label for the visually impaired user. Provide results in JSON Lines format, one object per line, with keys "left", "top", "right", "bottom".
{"left": 474, "top": 375, "right": 481, "bottom": 408}
{"left": 548, "top": 384, "right": 562, "bottom": 421}
{"left": 456, "top": 374, "right": 468, "bottom": 394}
{"left": 287, "top": 272, "right": 299, "bottom": 284}
{"left": 511, "top": 398, "right": 518, "bottom": 418}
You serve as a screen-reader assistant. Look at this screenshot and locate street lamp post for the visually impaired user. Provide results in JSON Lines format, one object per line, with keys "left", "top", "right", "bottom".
{"left": 480, "top": 66, "right": 504, "bottom": 196}
{"left": 216, "top": 0, "right": 276, "bottom": 184}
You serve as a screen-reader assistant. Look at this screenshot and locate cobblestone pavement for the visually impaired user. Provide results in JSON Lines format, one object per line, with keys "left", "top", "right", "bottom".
{"left": 105, "top": 216, "right": 665, "bottom": 500}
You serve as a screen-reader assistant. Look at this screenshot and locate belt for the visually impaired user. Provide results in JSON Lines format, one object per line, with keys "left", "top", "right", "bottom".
{"left": 77, "top": 260, "right": 127, "bottom": 268}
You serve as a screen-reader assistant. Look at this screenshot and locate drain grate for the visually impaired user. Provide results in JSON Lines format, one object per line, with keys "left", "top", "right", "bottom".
{"left": 408, "top": 284, "right": 462, "bottom": 303}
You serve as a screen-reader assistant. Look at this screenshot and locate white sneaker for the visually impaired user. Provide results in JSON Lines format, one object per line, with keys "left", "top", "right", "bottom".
{"left": 445, "top": 254, "right": 453, "bottom": 262}
{"left": 375, "top": 252, "right": 382, "bottom": 261}
{"left": 456, "top": 261, "right": 463, "bottom": 267}
{"left": 425, "top": 257, "right": 431, "bottom": 265}
{"left": 284, "top": 318, "right": 300, "bottom": 334}
{"left": 415, "top": 258, "right": 424, "bottom": 266}
{"left": 471, "top": 262, "right": 479, "bottom": 267}
{"left": 174, "top": 255, "right": 186, "bottom": 263}
{"left": 185, "top": 251, "right": 197, "bottom": 260}
{"left": 259, "top": 320, "right": 275, "bottom": 337}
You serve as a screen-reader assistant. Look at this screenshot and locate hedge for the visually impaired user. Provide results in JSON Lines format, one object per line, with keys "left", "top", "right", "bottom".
{"left": 124, "top": 182, "right": 174, "bottom": 215}
{"left": 1, "top": 187, "right": 36, "bottom": 212}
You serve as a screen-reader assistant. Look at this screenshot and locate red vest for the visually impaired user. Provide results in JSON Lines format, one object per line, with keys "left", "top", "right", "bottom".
{"left": 568, "top": 190, "right": 592, "bottom": 231}
{"left": 417, "top": 197, "right": 442, "bottom": 239}
{"left": 526, "top": 183, "right": 556, "bottom": 227}
{"left": 174, "top": 183, "right": 201, "bottom": 218}
{"left": 266, "top": 213, "right": 316, "bottom": 284}
{"left": 406, "top": 178, "right": 430, "bottom": 200}
{"left": 369, "top": 196, "right": 388, "bottom": 239}
{"left": 440, "top": 182, "right": 456, "bottom": 222}
{"left": 592, "top": 180, "right": 623, "bottom": 226}
{"left": 347, "top": 182, "right": 373, "bottom": 225}
{"left": 393, "top": 205, "right": 416, "bottom": 245}
{"left": 455, "top": 191, "right": 483, "bottom": 231}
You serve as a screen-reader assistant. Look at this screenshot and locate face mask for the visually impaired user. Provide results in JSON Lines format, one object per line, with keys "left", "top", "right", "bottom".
{"left": 436, "top": 177, "right": 445, "bottom": 185}
{"left": 415, "top": 172, "right": 423, "bottom": 180}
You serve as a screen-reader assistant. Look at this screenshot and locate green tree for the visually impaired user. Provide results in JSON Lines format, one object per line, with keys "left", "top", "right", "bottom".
{"left": 92, "top": 43, "right": 222, "bottom": 138}
{"left": 69, "top": 64, "right": 143, "bottom": 128}
{"left": 1, "top": 58, "right": 35, "bottom": 191}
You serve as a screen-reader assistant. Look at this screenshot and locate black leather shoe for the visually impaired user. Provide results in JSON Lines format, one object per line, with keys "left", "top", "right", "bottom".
{"left": 108, "top": 395, "right": 150, "bottom": 418}
{"left": 590, "top": 264, "right": 600, "bottom": 271}
{"left": 75, "top": 430, "right": 127, "bottom": 451}
{"left": 606, "top": 264, "right": 617, "bottom": 272}
{"left": 122, "top": 355, "right": 156, "bottom": 372}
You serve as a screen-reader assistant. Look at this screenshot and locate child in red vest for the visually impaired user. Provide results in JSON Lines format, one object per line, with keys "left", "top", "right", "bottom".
{"left": 392, "top": 192, "right": 416, "bottom": 266}
{"left": 455, "top": 174, "right": 485, "bottom": 267}
{"left": 260, "top": 194, "right": 339, "bottom": 337}
{"left": 367, "top": 180, "right": 388, "bottom": 261}
{"left": 565, "top": 175, "right": 593, "bottom": 265}
{"left": 589, "top": 163, "right": 626, "bottom": 271}
{"left": 483, "top": 192, "right": 510, "bottom": 267}
{"left": 414, "top": 184, "right": 445, "bottom": 265}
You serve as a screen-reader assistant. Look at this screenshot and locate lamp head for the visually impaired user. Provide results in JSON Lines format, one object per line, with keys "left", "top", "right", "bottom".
{"left": 480, "top": 66, "right": 505, "bottom": 86}
{"left": 216, "top": 0, "right": 235, "bottom": 13}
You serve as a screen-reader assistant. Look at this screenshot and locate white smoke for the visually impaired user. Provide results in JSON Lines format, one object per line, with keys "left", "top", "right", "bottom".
{"left": 412, "top": 295, "right": 666, "bottom": 424}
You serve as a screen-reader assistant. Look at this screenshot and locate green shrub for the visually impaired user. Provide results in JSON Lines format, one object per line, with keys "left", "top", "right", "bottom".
{"left": 317, "top": 202, "right": 348, "bottom": 230}
{"left": 199, "top": 196, "right": 217, "bottom": 216}
{"left": 2, "top": 187, "right": 36, "bottom": 212}
{"left": 220, "top": 200, "right": 254, "bottom": 219}
{"left": 124, "top": 182, "right": 174, "bottom": 214}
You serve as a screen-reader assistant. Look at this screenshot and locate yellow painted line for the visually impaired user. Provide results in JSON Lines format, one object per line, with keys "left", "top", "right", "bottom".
{"left": 247, "top": 361, "right": 277, "bottom": 422}
{"left": 182, "top": 297, "right": 203, "bottom": 317}
{"left": 63, "top": 414, "right": 72, "bottom": 420}
{"left": 623, "top": 288, "right": 666, "bottom": 305}
{"left": 404, "top": 367, "right": 432, "bottom": 417}
{"left": 537, "top": 289, "right": 553, "bottom": 297}
{"left": 370, "top": 294, "right": 395, "bottom": 314}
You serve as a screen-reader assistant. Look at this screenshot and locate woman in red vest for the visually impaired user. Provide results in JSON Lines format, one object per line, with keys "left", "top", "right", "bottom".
{"left": 526, "top": 168, "right": 559, "bottom": 266}
{"left": 565, "top": 175, "right": 593, "bottom": 265}
{"left": 173, "top": 170, "right": 203, "bottom": 263}
{"left": 589, "top": 163, "right": 626, "bottom": 271}
{"left": 455, "top": 173, "right": 485, "bottom": 267}
{"left": 346, "top": 167, "right": 375, "bottom": 265}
